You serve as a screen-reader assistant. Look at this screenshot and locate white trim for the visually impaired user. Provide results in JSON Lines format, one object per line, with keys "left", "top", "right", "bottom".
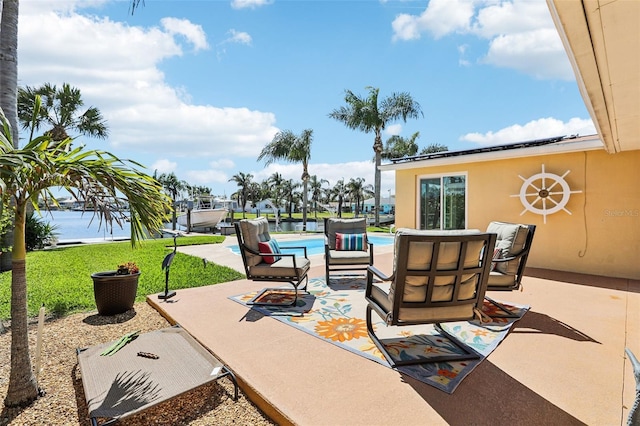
{"left": 546, "top": 1, "right": 607, "bottom": 151}
{"left": 380, "top": 137, "right": 604, "bottom": 172}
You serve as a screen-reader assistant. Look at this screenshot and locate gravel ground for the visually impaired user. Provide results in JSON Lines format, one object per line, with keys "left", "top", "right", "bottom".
{"left": 0, "top": 303, "right": 275, "bottom": 426}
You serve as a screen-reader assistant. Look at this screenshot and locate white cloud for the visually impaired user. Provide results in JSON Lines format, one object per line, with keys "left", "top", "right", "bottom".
{"left": 230, "top": 0, "right": 272, "bottom": 10}
{"left": 17, "top": 5, "right": 279, "bottom": 160}
{"left": 461, "top": 117, "right": 596, "bottom": 146}
{"left": 160, "top": 17, "right": 209, "bottom": 51}
{"left": 151, "top": 159, "right": 177, "bottom": 174}
{"left": 483, "top": 29, "right": 572, "bottom": 79}
{"left": 458, "top": 44, "right": 471, "bottom": 66}
{"left": 392, "top": 0, "right": 475, "bottom": 41}
{"left": 391, "top": 0, "right": 574, "bottom": 80}
{"left": 210, "top": 159, "right": 236, "bottom": 170}
{"left": 185, "top": 169, "right": 230, "bottom": 186}
{"left": 385, "top": 124, "right": 403, "bottom": 136}
{"left": 224, "top": 29, "right": 252, "bottom": 46}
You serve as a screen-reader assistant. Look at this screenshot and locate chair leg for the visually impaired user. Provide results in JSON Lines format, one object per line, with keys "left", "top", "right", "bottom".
{"left": 366, "top": 305, "right": 396, "bottom": 367}
{"left": 365, "top": 305, "right": 480, "bottom": 367}
{"left": 484, "top": 296, "right": 520, "bottom": 318}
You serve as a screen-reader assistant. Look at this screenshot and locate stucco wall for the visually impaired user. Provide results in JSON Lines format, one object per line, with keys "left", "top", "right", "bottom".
{"left": 394, "top": 148, "right": 640, "bottom": 279}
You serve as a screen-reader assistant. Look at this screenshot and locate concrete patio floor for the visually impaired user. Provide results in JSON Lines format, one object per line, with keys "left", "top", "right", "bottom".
{"left": 148, "top": 234, "right": 639, "bottom": 425}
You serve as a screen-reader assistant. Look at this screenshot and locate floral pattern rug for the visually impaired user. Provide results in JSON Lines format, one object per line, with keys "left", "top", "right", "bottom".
{"left": 229, "top": 276, "right": 528, "bottom": 393}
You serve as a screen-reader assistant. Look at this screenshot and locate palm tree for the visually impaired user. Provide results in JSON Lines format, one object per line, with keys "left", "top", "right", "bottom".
{"left": 18, "top": 83, "right": 108, "bottom": 142}
{"left": 381, "top": 131, "right": 421, "bottom": 160}
{"left": 228, "top": 172, "right": 253, "bottom": 218}
{"left": 0, "top": 101, "right": 171, "bottom": 407}
{"left": 309, "top": 175, "right": 329, "bottom": 219}
{"left": 0, "top": 0, "right": 20, "bottom": 272}
{"left": 0, "top": 1, "right": 18, "bottom": 148}
{"left": 347, "top": 177, "right": 373, "bottom": 216}
{"left": 329, "top": 87, "right": 422, "bottom": 226}
{"left": 157, "top": 172, "right": 186, "bottom": 230}
{"left": 419, "top": 143, "right": 449, "bottom": 155}
{"left": 280, "top": 179, "right": 299, "bottom": 218}
{"left": 267, "top": 172, "right": 285, "bottom": 216}
{"left": 248, "top": 181, "right": 261, "bottom": 213}
{"left": 258, "top": 129, "right": 313, "bottom": 231}
{"left": 328, "top": 179, "right": 347, "bottom": 218}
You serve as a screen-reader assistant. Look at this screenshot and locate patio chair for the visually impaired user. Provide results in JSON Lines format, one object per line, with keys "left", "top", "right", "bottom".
{"left": 324, "top": 217, "right": 373, "bottom": 283}
{"left": 365, "top": 228, "right": 497, "bottom": 367}
{"left": 485, "top": 221, "right": 536, "bottom": 317}
{"left": 235, "top": 217, "right": 310, "bottom": 306}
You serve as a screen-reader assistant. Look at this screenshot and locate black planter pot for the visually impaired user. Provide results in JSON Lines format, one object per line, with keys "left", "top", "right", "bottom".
{"left": 91, "top": 271, "right": 140, "bottom": 316}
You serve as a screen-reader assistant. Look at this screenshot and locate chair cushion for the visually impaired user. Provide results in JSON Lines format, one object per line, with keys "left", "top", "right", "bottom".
{"left": 390, "top": 228, "right": 485, "bottom": 306}
{"left": 249, "top": 256, "right": 310, "bottom": 278}
{"left": 336, "top": 232, "right": 367, "bottom": 251}
{"left": 392, "top": 228, "right": 483, "bottom": 279}
{"left": 490, "top": 247, "right": 502, "bottom": 271}
{"left": 486, "top": 221, "right": 529, "bottom": 275}
{"left": 487, "top": 270, "right": 517, "bottom": 287}
{"left": 369, "top": 282, "right": 475, "bottom": 323}
{"left": 239, "top": 217, "right": 272, "bottom": 267}
{"left": 325, "top": 218, "right": 367, "bottom": 250}
{"left": 327, "top": 249, "right": 371, "bottom": 265}
{"left": 258, "top": 239, "right": 282, "bottom": 264}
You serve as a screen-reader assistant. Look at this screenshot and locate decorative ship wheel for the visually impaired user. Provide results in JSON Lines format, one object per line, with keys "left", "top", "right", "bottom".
{"left": 511, "top": 164, "right": 582, "bottom": 224}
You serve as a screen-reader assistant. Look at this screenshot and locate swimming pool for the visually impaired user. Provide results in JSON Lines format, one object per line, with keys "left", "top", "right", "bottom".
{"left": 229, "top": 234, "right": 394, "bottom": 257}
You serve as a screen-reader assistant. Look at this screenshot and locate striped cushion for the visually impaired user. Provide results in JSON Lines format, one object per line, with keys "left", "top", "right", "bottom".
{"left": 258, "top": 239, "right": 282, "bottom": 264}
{"left": 335, "top": 233, "right": 366, "bottom": 251}
{"left": 490, "top": 247, "right": 502, "bottom": 271}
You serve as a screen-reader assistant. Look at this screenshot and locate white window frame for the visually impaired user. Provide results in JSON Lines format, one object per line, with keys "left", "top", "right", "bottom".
{"left": 415, "top": 171, "right": 468, "bottom": 230}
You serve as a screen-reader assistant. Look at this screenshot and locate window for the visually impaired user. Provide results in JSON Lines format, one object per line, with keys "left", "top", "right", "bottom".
{"left": 418, "top": 174, "right": 466, "bottom": 230}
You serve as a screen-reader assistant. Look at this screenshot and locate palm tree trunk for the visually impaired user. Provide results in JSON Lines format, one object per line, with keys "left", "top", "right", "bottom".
{"left": 0, "top": 0, "right": 20, "bottom": 272}
{"left": 171, "top": 190, "right": 178, "bottom": 230}
{"left": 302, "top": 178, "right": 308, "bottom": 231}
{"left": 373, "top": 131, "right": 383, "bottom": 227}
{"left": 5, "top": 207, "right": 39, "bottom": 407}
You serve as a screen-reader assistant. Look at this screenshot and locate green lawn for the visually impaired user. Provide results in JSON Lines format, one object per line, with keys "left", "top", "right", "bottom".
{"left": 0, "top": 235, "right": 244, "bottom": 320}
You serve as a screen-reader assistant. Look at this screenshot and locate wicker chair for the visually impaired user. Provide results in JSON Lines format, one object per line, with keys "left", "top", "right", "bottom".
{"left": 365, "top": 228, "right": 496, "bottom": 367}
{"left": 324, "top": 217, "right": 373, "bottom": 283}
{"left": 235, "top": 217, "right": 310, "bottom": 305}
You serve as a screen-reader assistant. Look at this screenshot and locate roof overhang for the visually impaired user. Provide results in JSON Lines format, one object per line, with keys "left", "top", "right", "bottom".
{"left": 547, "top": 0, "right": 640, "bottom": 153}
{"left": 380, "top": 135, "right": 604, "bottom": 171}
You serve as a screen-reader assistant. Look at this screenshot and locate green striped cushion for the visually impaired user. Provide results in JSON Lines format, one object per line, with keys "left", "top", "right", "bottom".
{"left": 336, "top": 232, "right": 366, "bottom": 251}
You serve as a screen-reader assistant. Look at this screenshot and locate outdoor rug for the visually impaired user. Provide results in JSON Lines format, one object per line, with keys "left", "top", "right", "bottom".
{"left": 229, "top": 276, "right": 528, "bottom": 393}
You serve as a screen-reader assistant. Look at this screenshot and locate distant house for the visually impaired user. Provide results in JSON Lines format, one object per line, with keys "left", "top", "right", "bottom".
{"left": 249, "top": 199, "right": 278, "bottom": 215}
{"left": 361, "top": 195, "right": 395, "bottom": 215}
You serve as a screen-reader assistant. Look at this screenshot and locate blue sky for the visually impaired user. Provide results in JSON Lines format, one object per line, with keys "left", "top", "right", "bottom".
{"left": 17, "top": 0, "right": 595, "bottom": 198}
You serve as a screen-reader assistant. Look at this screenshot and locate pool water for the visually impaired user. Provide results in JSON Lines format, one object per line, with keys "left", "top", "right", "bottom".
{"left": 229, "top": 234, "right": 394, "bottom": 257}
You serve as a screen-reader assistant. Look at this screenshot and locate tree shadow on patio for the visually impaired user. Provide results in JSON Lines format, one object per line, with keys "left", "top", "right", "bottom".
{"left": 510, "top": 310, "right": 601, "bottom": 343}
{"left": 401, "top": 359, "right": 587, "bottom": 426}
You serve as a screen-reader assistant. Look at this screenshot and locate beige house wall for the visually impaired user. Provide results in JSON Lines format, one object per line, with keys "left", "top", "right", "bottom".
{"left": 394, "top": 148, "right": 640, "bottom": 279}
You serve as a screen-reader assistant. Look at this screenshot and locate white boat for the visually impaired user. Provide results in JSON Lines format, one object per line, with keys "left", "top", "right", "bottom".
{"left": 177, "top": 197, "right": 228, "bottom": 230}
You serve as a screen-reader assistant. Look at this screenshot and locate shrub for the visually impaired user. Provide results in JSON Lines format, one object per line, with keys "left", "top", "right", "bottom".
{"left": 25, "top": 212, "right": 59, "bottom": 251}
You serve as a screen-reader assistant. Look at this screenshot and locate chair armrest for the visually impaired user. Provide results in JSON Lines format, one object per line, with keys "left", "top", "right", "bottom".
{"left": 279, "top": 245, "right": 308, "bottom": 259}
{"left": 492, "top": 250, "right": 528, "bottom": 263}
{"left": 243, "top": 243, "right": 308, "bottom": 260}
{"left": 367, "top": 265, "right": 391, "bottom": 282}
